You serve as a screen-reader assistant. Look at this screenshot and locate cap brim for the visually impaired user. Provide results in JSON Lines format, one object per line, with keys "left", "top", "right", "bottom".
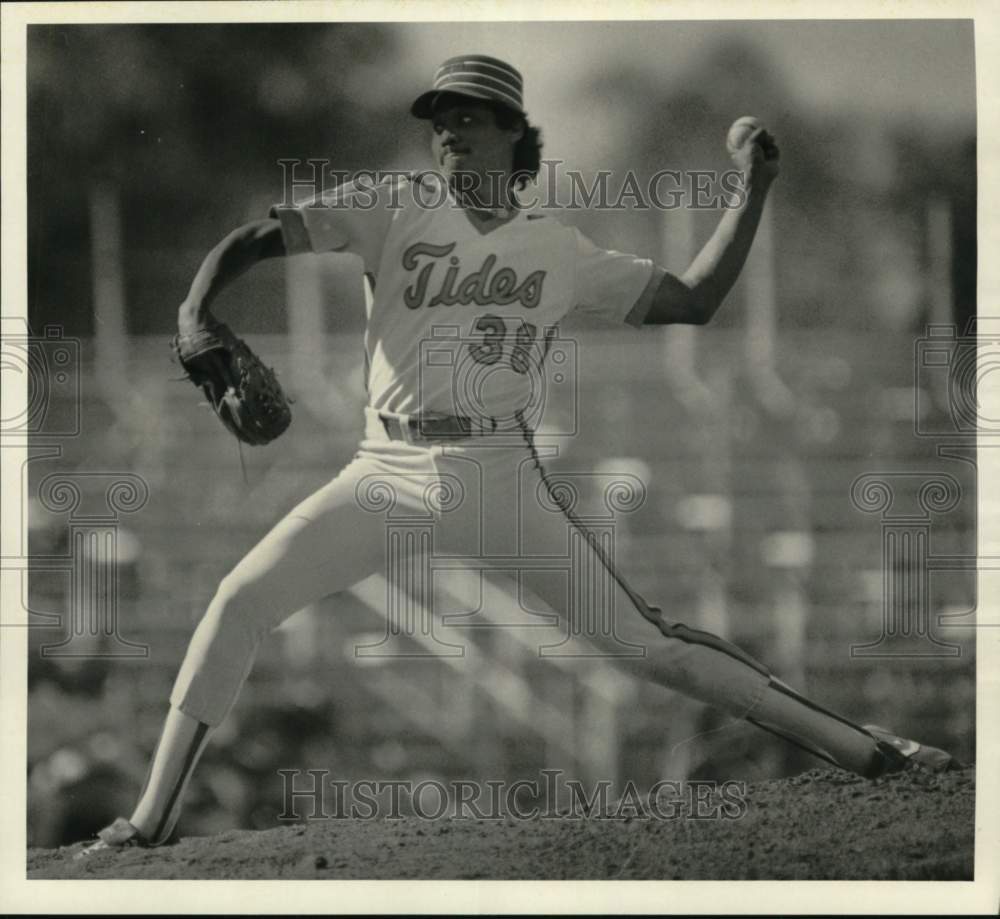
{"left": 410, "top": 90, "right": 441, "bottom": 119}
{"left": 410, "top": 89, "right": 523, "bottom": 119}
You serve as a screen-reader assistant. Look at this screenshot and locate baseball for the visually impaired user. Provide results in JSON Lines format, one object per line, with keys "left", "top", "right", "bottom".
{"left": 726, "top": 115, "right": 762, "bottom": 154}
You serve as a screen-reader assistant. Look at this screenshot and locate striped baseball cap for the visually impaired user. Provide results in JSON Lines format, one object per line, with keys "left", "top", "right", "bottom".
{"left": 411, "top": 54, "right": 525, "bottom": 119}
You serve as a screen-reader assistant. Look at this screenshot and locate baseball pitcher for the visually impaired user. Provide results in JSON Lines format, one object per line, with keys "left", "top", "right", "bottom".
{"left": 81, "top": 54, "right": 957, "bottom": 854}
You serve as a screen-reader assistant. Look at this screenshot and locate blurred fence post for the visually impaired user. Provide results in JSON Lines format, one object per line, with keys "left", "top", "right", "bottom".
{"left": 926, "top": 194, "right": 953, "bottom": 326}
{"left": 745, "top": 195, "right": 775, "bottom": 369}
{"left": 661, "top": 193, "right": 698, "bottom": 394}
{"left": 89, "top": 183, "right": 129, "bottom": 400}
{"left": 285, "top": 254, "right": 325, "bottom": 353}
{"left": 760, "top": 530, "right": 814, "bottom": 689}
{"left": 284, "top": 254, "right": 359, "bottom": 428}
{"left": 743, "top": 198, "right": 795, "bottom": 417}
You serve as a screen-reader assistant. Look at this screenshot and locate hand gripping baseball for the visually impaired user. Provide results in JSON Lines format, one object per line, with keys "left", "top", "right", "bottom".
{"left": 726, "top": 115, "right": 781, "bottom": 187}
{"left": 171, "top": 310, "right": 292, "bottom": 446}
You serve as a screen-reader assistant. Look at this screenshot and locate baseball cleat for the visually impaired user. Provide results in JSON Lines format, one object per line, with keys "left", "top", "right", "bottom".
{"left": 864, "top": 724, "right": 962, "bottom": 774}
{"left": 74, "top": 817, "right": 150, "bottom": 859}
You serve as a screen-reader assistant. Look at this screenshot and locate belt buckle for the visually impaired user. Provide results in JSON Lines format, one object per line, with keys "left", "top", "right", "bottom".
{"left": 415, "top": 413, "right": 465, "bottom": 443}
{"left": 379, "top": 413, "right": 411, "bottom": 444}
{"left": 455, "top": 415, "right": 497, "bottom": 438}
{"left": 464, "top": 415, "right": 497, "bottom": 437}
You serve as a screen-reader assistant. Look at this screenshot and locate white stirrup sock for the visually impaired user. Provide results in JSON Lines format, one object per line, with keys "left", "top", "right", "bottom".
{"left": 129, "top": 706, "right": 212, "bottom": 845}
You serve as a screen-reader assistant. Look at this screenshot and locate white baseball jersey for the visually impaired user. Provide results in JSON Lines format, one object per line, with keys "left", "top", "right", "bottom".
{"left": 272, "top": 173, "right": 663, "bottom": 424}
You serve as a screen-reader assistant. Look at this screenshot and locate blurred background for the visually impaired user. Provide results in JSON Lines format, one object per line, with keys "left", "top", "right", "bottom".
{"left": 20, "top": 20, "right": 977, "bottom": 846}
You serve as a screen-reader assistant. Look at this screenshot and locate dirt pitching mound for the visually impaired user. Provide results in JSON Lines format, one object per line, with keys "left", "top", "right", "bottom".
{"left": 29, "top": 767, "right": 974, "bottom": 880}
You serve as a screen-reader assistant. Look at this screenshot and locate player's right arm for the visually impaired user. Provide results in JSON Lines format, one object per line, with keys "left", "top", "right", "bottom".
{"left": 642, "top": 127, "right": 781, "bottom": 326}
{"left": 178, "top": 173, "right": 405, "bottom": 333}
{"left": 178, "top": 220, "right": 286, "bottom": 334}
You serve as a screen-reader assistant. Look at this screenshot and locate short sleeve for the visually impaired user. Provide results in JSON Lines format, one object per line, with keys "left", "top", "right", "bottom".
{"left": 571, "top": 228, "right": 663, "bottom": 327}
{"left": 269, "top": 175, "right": 404, "bottom": 273}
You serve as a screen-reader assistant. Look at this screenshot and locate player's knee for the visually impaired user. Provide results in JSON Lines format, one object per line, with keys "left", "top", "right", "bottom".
{"left": 204, "top": 575, "right": 265, "bottom": 639}
{"left": 617, "top": 632, "right": 697, "bottom": 678}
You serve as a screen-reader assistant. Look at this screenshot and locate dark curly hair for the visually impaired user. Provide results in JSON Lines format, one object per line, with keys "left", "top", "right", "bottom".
{"left": 490, "top": 103, "right": 543, "bottom": 190}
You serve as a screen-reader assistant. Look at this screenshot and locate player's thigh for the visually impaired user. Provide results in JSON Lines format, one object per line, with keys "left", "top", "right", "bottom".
{"left": 510, "top": 462, "right": 666, "bottom": 659}
{"left": 217, "top": 455, "right": 422, "bottom": 623}
{"left": 430, "top": 443, "right": 661, "bottom": 654}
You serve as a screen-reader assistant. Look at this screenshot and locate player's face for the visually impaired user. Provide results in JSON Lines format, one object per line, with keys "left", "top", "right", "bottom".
{"left": 430, "top": 98, "right": 522, "bottom": 206}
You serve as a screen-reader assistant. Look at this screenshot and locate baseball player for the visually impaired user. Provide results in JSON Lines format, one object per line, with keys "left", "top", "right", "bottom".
{"left": 81, "top": 54, "right": 956, "bottom": 854}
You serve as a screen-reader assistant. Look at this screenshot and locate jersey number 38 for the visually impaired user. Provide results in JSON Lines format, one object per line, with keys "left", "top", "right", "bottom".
{"left": 468, "top": 315, "right": 555, "bottom": 374}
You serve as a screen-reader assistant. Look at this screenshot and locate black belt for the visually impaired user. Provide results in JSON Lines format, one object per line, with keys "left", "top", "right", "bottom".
{"left": 379, "top": 412, "right": 499, "bottom": 443}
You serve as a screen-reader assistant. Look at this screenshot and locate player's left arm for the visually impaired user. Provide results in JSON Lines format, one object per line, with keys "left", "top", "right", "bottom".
{"left": 643, "top": 127, "right": 780, "bottom": 326}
